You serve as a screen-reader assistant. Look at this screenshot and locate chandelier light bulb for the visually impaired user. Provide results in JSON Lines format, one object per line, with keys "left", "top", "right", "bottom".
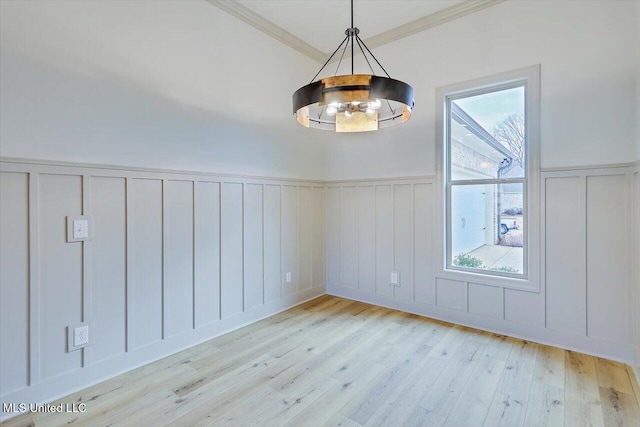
{"left": 366, "top": 107, "right": 375, "bottom": 116}
{"left": 326, "top": 105, "right": 337, "bottom": 116}
{"left": 344, "top": 110, "right": 353, "bottom": 118}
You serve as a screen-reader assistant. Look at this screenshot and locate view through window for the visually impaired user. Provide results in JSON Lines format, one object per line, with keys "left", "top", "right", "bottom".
{"left": 446, "top": 85, "right": 526, "bottom": 276}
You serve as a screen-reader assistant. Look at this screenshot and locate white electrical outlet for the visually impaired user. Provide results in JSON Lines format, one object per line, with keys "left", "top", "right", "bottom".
{"left": 285, "top": 272, "right": 292, "bottom": 283}
{"left": 74, "top": 325, "right": 89, "bottom": 346}
{"left": 390, "top": 271, "right": 400, "bottom": 286}
{"left": 67, "top": 322, "right": 90, "bottom": 352}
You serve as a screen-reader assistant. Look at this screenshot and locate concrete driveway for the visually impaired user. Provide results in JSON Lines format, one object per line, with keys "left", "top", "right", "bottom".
{"left": 467, "top": 244, "right": 523, "bottom": 272}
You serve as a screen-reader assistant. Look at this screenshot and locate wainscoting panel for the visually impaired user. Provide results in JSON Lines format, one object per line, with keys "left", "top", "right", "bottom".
{"left": 263, "top": 184, "right": 281, "bottom": 303}
{"left": 164, "top": 180, "right": 195, "bottom": 337}
{"left": 468, "top": 283, "right": 503, "bottom": 319}
{"left": 90, "top": 176, "right": 127, "bottom": 364}
{"left": 297, "top": 186, "right": 312, "bottom": 293}
{"left": 357, "top": 186, "right": 375, "bottom": 294}
{"left": 220, "top": 182, "right": 244, "bottom": 319}
{"left": 393, "top": 184, "right": 414, "bottom": 301}
{"left": 281, "top": 185, "right": 297, "bottom": 295}
{"left": 0, "top": 172, "right": 29, "bottom": 394}
{"left": 130, "top": 178, "right": 163, "bottom": 349}
{"left": 326, "top": 167, "right": 636, "bottom": 363}
{"left": 414, "top": 183, "right": 434, "bottom": 305}
{"left": 375, "top": 185, "right": 394, "bottom": 297}
{"left": 544, "top": 176, "right": 585, "bottom": 335}
{"left": 311, "top": 187, "right": 326, "bottom": 289}
{"left": 436, "top": 278, "right": 467, "bottom": 311}
{"left": 340, "top": 186, "right": 358, "bottom": 291}
{"left": 243, "top": 183, "right": 264, "bottom": 311}
{"left": 0, "top": 159, "right": 325, "bottom": 415}
{"left": 194, "top": 181, "right": 221, "bottom": 327}
{"left": 326, "top": 187, "right": 341, "bottom": 290}
{"left": 586, "top": 174, "right": 629, "bottom": 343}
{"left": 39, "top": 174, "right": 83, "bottom": 380}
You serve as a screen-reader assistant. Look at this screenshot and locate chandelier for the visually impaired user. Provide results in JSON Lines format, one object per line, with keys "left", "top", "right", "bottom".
{"left": 292, "top": 0, "right": 415, "bottom": 133}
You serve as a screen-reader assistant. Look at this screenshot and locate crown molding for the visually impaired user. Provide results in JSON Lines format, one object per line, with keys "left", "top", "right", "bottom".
{"left": 362, "top": 0, "right": 507, "bottom": 51}
{"left": 205, "top": 0, "right": 327, "bottom": 63}
{"left": 206, "top": 0, "right": 508, "bottom": 65}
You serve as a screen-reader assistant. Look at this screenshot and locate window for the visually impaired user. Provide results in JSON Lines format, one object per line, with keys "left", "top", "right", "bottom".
{"left": 437, "top": 66, "right": 540, "bottom": 287}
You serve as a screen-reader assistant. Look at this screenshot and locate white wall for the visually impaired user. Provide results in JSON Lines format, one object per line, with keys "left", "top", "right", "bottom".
{"left": 0, "top": 1, "right": 329, "bottom": 418}
{"left": 0, "top": 159, "right": 325, "bottom": 417}
{"left": 324, "top": 0, "right": 639, "bottom": 180}
{"left": 637, "top": 0, "right": 640, "bottom": 161}
{"left": 324, "top": 0, "right": 640, "bottom": 367}
{"left": 1, "top": 0, "right": 640, "bottom": 414}
{"left": 0, "top": 0, "right": 326, "bottom": 180}
{"left": 326, "top": 165, "right": 638, "bottom": 364}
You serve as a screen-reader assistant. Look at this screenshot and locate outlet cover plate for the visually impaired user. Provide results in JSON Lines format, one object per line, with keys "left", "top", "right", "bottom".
{"left": 67, "top": 322, "right": 90, "bottom": 352}
{"left": 285, "top": 272, "right": 292, "bottom": 284}
{"left": 390, "top": 271, "right": 400, "bottom": 286}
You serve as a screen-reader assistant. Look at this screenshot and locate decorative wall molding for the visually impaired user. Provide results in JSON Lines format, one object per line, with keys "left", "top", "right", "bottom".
{"left": 359, "top": 0, "right": 507, "bottom": 52}
{"left": 325, "top": 175, "right": 436, "bottom": 185}
{"left": 325, "top": 163, "right": 638, "bottom": 364}
{"left": 540, "top": 161, "right": 638, "bottom": 173}
{"left": 206, "top": 0, "right": 507, "bottom": 64}
{"left": 0, "top": 158, "right": 326, "bottom": 421}
{"left": 205, "top": 0, "right": 326, "bottom": 63}
{"left": 0, "top": 157, "right": 325, "bottom": 185}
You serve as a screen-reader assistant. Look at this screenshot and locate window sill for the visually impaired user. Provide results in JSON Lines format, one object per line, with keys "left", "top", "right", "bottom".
{"left": 438, "top": 267, "right": 539, "bottom": 293}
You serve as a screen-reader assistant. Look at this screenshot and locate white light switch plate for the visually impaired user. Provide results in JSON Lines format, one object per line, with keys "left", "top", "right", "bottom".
{"left": 67, "top": 215, "right": 92, "bottom": 242}
{"left": 73, "top": 220, "right": 89, "bottom": 239}
{"left": 285, "top": 272, "right": 292, "bottom": 283}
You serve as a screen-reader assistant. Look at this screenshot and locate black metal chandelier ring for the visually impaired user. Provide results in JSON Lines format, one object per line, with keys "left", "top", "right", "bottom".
{"left": 292, "top": 0, "right": 414, "bottom": 133}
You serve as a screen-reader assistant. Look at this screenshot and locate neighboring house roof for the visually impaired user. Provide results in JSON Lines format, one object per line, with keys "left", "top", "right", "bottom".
{"left": 451, "top": 102, "right": 516, "bottom": 161}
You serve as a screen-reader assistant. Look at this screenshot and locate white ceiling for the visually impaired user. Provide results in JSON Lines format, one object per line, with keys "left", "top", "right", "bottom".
{"left": 237, "top": 0, "right": 464, "bottom": 53}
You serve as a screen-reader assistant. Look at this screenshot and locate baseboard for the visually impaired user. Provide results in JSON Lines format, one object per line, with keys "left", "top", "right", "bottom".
{"left": 327, "top": 287, "right": 636, "bottom": 365}
{"left": 0, "top": 286, "right": 325, "bottom": 422}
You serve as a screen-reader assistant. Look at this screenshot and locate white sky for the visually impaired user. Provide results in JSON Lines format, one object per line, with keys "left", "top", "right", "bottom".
{"left": 453, "top": 86, "right": 524, "bottom": 134}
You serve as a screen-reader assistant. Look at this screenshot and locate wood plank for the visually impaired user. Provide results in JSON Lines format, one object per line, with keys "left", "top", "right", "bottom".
{"left": 533, "top": 344, "right": 565, "bottom": 389}
{"left": 420, "top": 339, "right": 485, "bottom": 417}
{"left": 594, "top": 357, "right": 634, "bottom": 394}
{"left": 599, "top": 386, "right": 640, "bottom": 427}
{"left": 362, "top": 354, "right": 446, "bottom": 427}
{"left": 2, "top": 296, "right": 633, "bottom": 427}
{"left": 444, "top": 355, "right": 505, "bottom": 427}
{"left": 427, "top": 324, "right": 468, "bottom": 361}
{"left": 523, "top": 381, "right": 564, "bottom": 427}
{"left": 483, "top": 339, "right": 538, "bottom": 427}
{"left": 564, "top": 351, "right": 604, "bottom": 427}
{"left": 482, "top": 333, "right": 516, "bottom": 361}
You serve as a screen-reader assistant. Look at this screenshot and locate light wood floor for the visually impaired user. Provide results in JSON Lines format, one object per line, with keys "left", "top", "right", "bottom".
{"left": 4, "top": 295, "right": 640, "bottom": 427}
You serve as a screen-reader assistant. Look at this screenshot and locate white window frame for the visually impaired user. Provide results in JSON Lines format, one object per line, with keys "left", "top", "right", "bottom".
{"left": 435, "top": 65, "right": 541, "bottom": 292}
